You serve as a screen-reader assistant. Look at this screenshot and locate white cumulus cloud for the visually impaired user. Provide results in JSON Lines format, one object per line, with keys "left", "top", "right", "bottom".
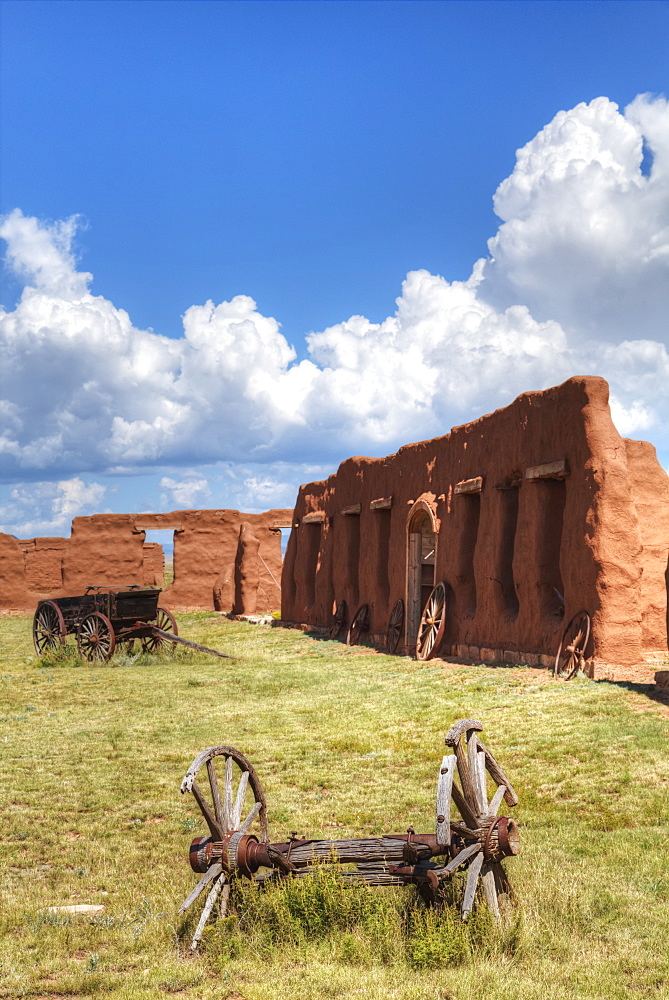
{"left": 1, "top": 92, "right": 669, "bottom": 513}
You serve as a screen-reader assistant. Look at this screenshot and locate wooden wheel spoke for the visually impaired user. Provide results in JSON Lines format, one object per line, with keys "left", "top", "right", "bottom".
{"left": 223, "top": 756, "right": 234, "bottom": 833}
{"left": 461, "top": 851, "right": 484, "bottom": 919}
{"left": 238, "top": 800, "right": 261, "bottom": 834}
{"left": 232, "top": 771, "right": 249, "bottom": 829}
{"left": 488, "top": 784, "right": 507, "bottom": 816}
{"left": 178, "top": 863, "right": 222, "bottom": 914}
{"left": 190, "top": 874, "right": 225, "bottom": 950}
{"left": 207, "top": 759, "right": 224, "bottom": 831}
{"left": 481, "top": 864, "right": 500, "bottom": 921}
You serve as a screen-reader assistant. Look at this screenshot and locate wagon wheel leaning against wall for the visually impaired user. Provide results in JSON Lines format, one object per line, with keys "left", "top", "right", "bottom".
{"left": 33, "top": 601, "right": 66, "bottom": 656}
{"left": 142, "top": 607, "right": 179, "bottom": 653}
{"left": 179, "top": 746, "right": 271, "bottom": 950}
{"left": 554, "top": 611, "right": 591, "bottom": 680}
{"left": 415, "top": 582, "right": 447, "bottom": 661}
{"left": 346, "top": 604, "right": 369, "bottom": 646}
{"left": 437, "top": 719, "right": 520, "bottom": 921}
{"left": 329, "top": 600, "right": 347, "bottom": 640}
{"left": 386, "top": 599, "right": 404, "bottom": 654}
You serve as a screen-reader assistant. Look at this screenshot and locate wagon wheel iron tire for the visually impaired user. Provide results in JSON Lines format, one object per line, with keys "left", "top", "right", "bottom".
{"left": 33, "top": 601, "right": 66, "bottom": 656}
{"left": 439, "top": 719, "right": 520, "bottom": 922}
{"left": 76, "top": 612, "right": 116, "bottom": 663}
{"left": 346, "top": 604, "right": 369, "bottom": 646}
{"left": 328, "top": 600, "right": 347, "bottom": 640}
{"left": 142, "top": 607, "right": 178, "bottom": 653}
{"left": 179, "top": 746, "right": 270, "bottom": 948}
{"left": 554, "top": 610, "right": 591, "bottom": 680}
{"left": 416, "top": 582, "right": 447, "bottom": 661}
{"left": 386, "top": 599, "right": 404, "bottom": 654}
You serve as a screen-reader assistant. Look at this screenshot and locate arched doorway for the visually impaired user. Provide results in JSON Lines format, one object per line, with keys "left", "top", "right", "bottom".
{"left": 407, "top": 504, "right": 437, "bottom": 646}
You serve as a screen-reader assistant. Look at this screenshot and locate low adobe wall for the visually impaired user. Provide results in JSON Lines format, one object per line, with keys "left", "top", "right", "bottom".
{"left": 0, "top": 507, "right": 292, "bottom": 613}
{"left": 282, "top": 376, "right": 669, "bottom": 667}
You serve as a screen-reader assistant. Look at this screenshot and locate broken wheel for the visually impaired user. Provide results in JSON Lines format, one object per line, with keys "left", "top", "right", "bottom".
{"left": 328, "top": 600, "right": 347, "bottom": 640}
{"left": 554, "top": 610, "right": 590, "bottom": 680}
{"left": 416, "top": 582, "right": 447, "bottom": 660}
{"left": 386, "top": 599, "right": 404, "bottom": 654}
{"left": 179, "top": 746, "right": 270, "bottom": 949}
{"left": 346, "top": 604, "right": 369, "bottom": 646}
{"left": 438, "top": 718, "right": 519, "bottom": 920}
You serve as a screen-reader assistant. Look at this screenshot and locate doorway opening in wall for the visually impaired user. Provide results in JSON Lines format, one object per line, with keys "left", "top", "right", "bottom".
{"left": 138, "top": 529, "right": 175, "bottom": 588}
{"left": 407, "top": 508, "right": 436, "bottom": 647}
{"left": 273, "top": 524, "right": 293, "bottom": 559}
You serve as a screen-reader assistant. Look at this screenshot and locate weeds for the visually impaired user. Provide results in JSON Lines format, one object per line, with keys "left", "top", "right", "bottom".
{"left": 1, "top": 611, "right": 668, "bottom": 999}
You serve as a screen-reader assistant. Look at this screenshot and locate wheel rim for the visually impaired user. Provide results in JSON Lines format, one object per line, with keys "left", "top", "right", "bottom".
{"left": 386, "top": 599, "right": 404, "bottom": 654}
{"left": 346, "top": 604, "right": 369, "bottom": 646}
{"left": 77, "top": 612, "right": 116, "bottom": 663}
{"left": 142, "top": 607, "right": 178, "bottom": 653}
{"left": 33, "top": 601, "right": 66, "bottom": 655}
{"left": 554, "top": 611, "right": 591, "bottom": 680}
{"left": 328, "top": 600, "right": 347, "bottom": 640}
{"left": 416, "top": 583, "right": 447, "bottom": 661}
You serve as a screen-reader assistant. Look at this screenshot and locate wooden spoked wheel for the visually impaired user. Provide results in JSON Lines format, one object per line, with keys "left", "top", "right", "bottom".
{"left": 32, "top": 601, "right": 66, "bottom": 656}
{"left": 142, "top": 607, "right": 178, "bottom": 653}
{"left": 554, "top": 611, "right": 591, "bottom": 680}
{"left": 437, "top": 719, "right": 520, "bottom": 922}
{"left": 328, "top": 600, "right": 347, "bottom": 640}
{"left": 386, "top": 599, "right": 404, "bottom": 654}
{"left": 346, "top": 604, "right": 369, "bottom": 646}
{"left": 416, "top": 582, "right": 447, "bottom": 661}
{"left": 76, "top": 612, "right": 116, "bottom": 663}
{"left": 179, "top": 746, "right": 270, "bottom": 949}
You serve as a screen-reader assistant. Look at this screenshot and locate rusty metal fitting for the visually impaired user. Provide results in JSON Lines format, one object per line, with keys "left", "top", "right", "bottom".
{"left": 482, "top": 817, "right": 520, "bottom": 862}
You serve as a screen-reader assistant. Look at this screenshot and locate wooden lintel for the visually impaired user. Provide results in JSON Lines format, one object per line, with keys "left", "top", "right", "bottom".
{"left": 370, "top": 496, "right": 393, "bottom": 511}
{"left": 525, "top": 459, "right": 569, "bottom": 481}
{"left": 134, "top": 523, "right": 183, "bottom": 532}
{"left": 341, "top": 503, "right": 362, "bottom": 516}
{"left": 301, "top": 511, "right": 326, "bottom": 525}
{"left": 454, "top": 477, "right": 484, "bottom": 495}
{"left": 271, "top": 523, "right": 293, "bottom": 531}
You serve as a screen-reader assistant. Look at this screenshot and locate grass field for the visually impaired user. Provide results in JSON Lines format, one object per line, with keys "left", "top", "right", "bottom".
{"left": 1, "top": 610, "right": 668, "bottom": 999}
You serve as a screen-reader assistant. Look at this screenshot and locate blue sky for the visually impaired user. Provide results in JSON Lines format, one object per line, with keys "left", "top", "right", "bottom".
{"left": 1, "top": 0, "right": 668, "bottom": 538}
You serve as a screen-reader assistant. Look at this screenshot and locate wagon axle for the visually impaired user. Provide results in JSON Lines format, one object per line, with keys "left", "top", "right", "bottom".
{"left": 179, "top": 719, "right": 520, "bottom": 949}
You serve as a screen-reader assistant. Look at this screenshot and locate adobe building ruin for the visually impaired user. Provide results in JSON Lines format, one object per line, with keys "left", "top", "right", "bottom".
{"left": 1, "top": 508, "right": 292, "bottom": 614}
{"left": 281, "top": 376, "right": 669, "bottom": 670}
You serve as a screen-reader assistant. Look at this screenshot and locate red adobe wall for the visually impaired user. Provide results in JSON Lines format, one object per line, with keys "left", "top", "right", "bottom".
{"left": 0, "top": 508, "right": 291, "bottom": 613}
{"left": 19, "top": 537, "right": 68, "bottom": 593}
{"left": 282, "top": 376, "right": 669, "bottom": 666}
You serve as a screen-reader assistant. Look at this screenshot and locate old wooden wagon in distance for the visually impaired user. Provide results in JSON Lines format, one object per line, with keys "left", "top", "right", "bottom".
{"left": 32, "top": 585, "right": 179, "bottom": 662}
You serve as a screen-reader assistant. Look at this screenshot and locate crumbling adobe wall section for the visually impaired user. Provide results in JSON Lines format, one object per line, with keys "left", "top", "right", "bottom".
{"left": 19, "top": 537, "right": 68, "bottom": 593}
{"left": 282, "top": 376, "right": 664, "bottom": 666}
{"left": 623, "top": 438, "right": 669, "bottom": 652}
{"left": 0, "top": 533, "right": 32, "bottom": 609}
{"left": 0, "top": 508, "right": 291, "bottom": 611}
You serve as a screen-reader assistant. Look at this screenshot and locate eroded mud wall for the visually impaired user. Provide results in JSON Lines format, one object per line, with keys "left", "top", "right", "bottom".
{"left": 283, "top": 376, "right": 664, "bottom": 666}
{"left": 20, "top": 537, "right": 68, "bottom": 593}
{"left": 0, "top": 533, "right": 32, "bottom": 609}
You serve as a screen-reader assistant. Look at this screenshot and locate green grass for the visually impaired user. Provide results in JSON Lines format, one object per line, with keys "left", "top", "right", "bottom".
{"left": 1, "top": 611, "right": 668, "bottom": 998}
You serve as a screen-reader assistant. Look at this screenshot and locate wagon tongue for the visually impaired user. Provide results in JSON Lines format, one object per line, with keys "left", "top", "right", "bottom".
{"left": 148, "top": 627, "right": 231, "bottom": 659}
